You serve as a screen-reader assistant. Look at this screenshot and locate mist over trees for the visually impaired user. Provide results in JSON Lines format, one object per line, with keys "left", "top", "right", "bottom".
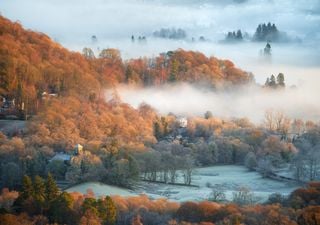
{"left": 0, "top": 13, "right": 319, "bottom": 225}
{"left": 225, "top": 30, "right": 243, "bottom": 42}
{"left": 153, "top": 28, "right": 187, "bottom": 40}
{"left": 264, "top": 73, "right": 285, "bottom": 88}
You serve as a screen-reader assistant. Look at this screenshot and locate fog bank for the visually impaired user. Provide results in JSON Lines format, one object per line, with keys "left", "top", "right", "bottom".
{"left": 109, "top": 81, "right": 320, "bottom": 123}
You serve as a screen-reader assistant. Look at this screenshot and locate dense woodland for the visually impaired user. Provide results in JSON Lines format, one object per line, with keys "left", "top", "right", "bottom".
{"left": 0, "top": 16, "right": 319, "bottom": 225}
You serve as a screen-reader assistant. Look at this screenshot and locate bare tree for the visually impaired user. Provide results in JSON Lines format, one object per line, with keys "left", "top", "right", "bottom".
{"left": 181, "top": 156, "right": 194, "bottom": 185}
{"left": 291, "top": 128, "right": 320, "bottom": 181}
{"left": 264, "top": 109, "right": 275, "bottom": 131}
{"left": 257, "top": 158, "right": 274, "bottom": 178}
{"left": 208, "top": 184, "right": 226, "bottom": 202}
{"left": 232, "top": 186, "right": 256, "bottom": 205}
{"left": 292, "top": 119, "right": 305, "bottom": 135}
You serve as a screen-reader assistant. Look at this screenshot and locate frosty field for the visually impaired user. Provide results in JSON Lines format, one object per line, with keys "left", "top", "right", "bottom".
{"left": 66, "top": 165, "right": 300, "bottom": 202}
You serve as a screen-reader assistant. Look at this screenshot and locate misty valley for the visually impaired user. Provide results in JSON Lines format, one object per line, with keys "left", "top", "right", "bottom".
{"left": 0, "top": 0, "right": 320, "bottom": 225}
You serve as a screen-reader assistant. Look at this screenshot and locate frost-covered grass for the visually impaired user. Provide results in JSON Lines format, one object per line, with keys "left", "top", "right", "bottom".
{"left": 66, "top": 165, "right": 300, "bottom": 202}
{"left": 66, "top": 182, "right": 137, "bottom": 197}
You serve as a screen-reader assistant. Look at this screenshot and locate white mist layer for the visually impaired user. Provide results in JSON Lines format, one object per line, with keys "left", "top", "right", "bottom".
{"left": 110, "top": 81, "right": 320, "bottom": 123}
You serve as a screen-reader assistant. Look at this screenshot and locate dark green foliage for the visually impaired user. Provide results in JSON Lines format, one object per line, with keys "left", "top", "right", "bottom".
{"left": 45, "top": 173, "right": 59, "bottom": 203}
{"left": 46, "top": 160, "right": 67, "bottom": 180}
{"left": 33, "top": 176, "right": 45, "bottom": 214}
{"left": 254, "top": 22, "right": 279, "bottom": 42}
{"left": 49, "top": 192, "right": 77, "bottom": 225}
{"left": 264, "top": 42, "right": 272, "bottom": 55}
{"left": 277, "top": 73, "right": 285, "bottom": 87}
{"left": 104, "top": 196, "right": 117, "bottom": 225}
{"left": 265, "top": 73, "right": 285, "bottom": 88}
{"left": 169, "top": 59, "right": 179, "bottom": 82}
{"left": 82, "top": 196, "right": 117, "bottom": 225}
{"left": 1, "top": 162, "right": 21, "bottom": 189}
{"left": 20, "top": 175, "right": 34, "bottom": 200}
{"left": 82, "top": 198, "right": 98, "bottom": 214}
{"left": 153, "top": 117, "right": 169, "bottom": 140}
{"left": 226, "top": 29, "right": 243, "bottom": 42}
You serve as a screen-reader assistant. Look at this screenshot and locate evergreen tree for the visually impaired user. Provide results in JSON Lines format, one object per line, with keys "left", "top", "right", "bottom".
{"left": 271, "top": 23, "right": 277, "bottom": 33}
{"left": 169, "top": 59, "right": 179, "bottom": 82}
{"left": 204, "top": 111, "right": 213, "bottom": 119}
{"left": 236, "top": 30, "right": 243, "bottom": 40}
{"left": 264, "top": 42, "right": 271, "bottom": 55}
{"left": 277, "top": 73, "right": 285, "bottom": 87}
{"left": 104, "top": 196, "right": 117, "bottom": 225}
{"left": 20, "top": 175, "right": 34, "bottom": 200}
{"left": 265, "top": 77, "right": 270, "bottom": 86}
{"left": 45, "top": 173, "right": 59, "bottom": 203}
{"left": 262, "top": 23, "right": 267, "bottom": 38}
{"left": 82, "top": 198, "right": 98, "bottom": 215}
{"left": 227, "top": 32, "right": 233, "bottom": 40}
{"left": 269, "top": 75, "right": 276, "bottom": 87}
{"left": 13, "top": 175, "right": 34, "bottom": 213}
{"left": 256, "top": 24, "right": 262, "bottom": 40}
{"left": 33, "top": 176, "right": 46, "bottom": 214}
{"left": 49, "top": 192, "right": 76, "bottom": 225}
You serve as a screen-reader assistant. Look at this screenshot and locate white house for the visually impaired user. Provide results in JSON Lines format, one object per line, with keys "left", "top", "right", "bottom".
{"left": 178, "top": 117, "right": 188, "bottom": 128}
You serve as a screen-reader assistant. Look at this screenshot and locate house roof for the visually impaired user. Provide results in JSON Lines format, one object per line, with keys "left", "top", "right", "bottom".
{"left": 49, "top": 153, "right": 71, "bottom": 162}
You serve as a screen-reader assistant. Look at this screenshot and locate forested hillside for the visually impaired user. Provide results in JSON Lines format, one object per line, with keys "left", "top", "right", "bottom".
{"left": 0, "top": 16, "right": 252, "bottom": 114}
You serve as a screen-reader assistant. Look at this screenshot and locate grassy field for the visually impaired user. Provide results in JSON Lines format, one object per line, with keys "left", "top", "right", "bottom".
{"left": 66, "top": 165, "right": 300, "bottom": 202}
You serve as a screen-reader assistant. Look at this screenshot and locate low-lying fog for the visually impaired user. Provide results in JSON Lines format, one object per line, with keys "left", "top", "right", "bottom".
{"left": 2, "top": 0, "right": 320, "bottom": 120}
{"left": 110, "top": 80, "right": 320, "bottom": 123}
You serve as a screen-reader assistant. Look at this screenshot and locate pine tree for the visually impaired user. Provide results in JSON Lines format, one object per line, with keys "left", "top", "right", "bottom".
{"left": 45, "top": 173, "right": 59, "bottom": 203}
{"left": 269, "top": 75, "right": 276, "bottom": 87}
{"left": 264, "top": 42, "right": 271, "bottom": 55}
{"left": 49, "top": 192, "right": 75, "bottom": 225}
{"left": 105, "top": 196, "right": 117, "bottom": 225}
{"left": 20, "top": 175, "right": 34, "bottom": 200}
{"left": 33, "top": 175, "right": 46, "bottom": 214}
{"left": 13, "top": 175, "right": 34, "bottom": 213}
{"left": 169, "top": 59, "right": 179, "bottom": 82}
{"left": 265, "top": 77, "right": 270, "bottom": 86}
{"left": 236, "top": 30, "right": 243, "bottom": 40}
{"left": 277, "top": 73, "right": 285, "bottom": 87}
